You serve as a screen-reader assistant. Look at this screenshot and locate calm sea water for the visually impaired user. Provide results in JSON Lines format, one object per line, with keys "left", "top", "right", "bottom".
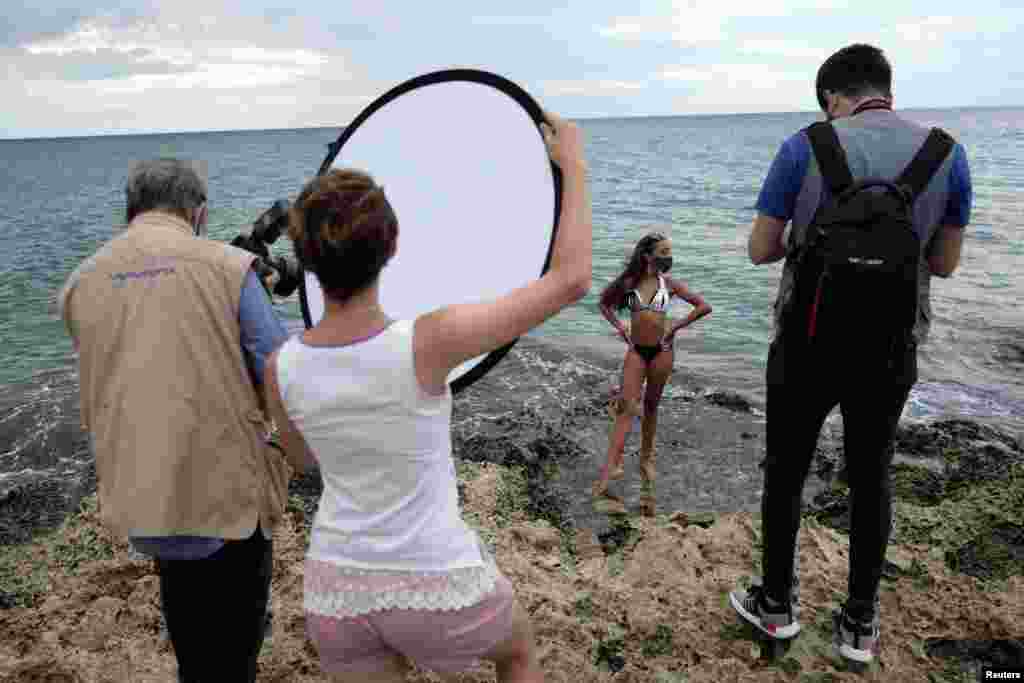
{"left": 1, "top": 109, "right": 1022, "bottom": 490}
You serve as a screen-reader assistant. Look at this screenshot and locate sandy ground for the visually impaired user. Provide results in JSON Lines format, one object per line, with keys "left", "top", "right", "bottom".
{"left": 2, "top": 336, "right": 1023, "bottom": 681}
{"left": 2, "top": 453, "right": 1022, "bottom": 681}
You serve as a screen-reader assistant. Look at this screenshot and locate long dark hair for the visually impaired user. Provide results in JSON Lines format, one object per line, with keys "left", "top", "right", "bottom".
{"left": 600, "top": 231, "right": 667, "bottom": 311}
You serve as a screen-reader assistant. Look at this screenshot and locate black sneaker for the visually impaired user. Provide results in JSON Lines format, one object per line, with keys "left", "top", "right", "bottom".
{"left": 833, "top": 607, "right": 880, "bottom": 664}
{"left": 729, "top": 584, "right": 801, "bottom": 639}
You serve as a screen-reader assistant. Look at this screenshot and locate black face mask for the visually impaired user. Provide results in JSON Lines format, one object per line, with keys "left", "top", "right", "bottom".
{"left": 653, "top": 256, "right": 672, "bottom": 273}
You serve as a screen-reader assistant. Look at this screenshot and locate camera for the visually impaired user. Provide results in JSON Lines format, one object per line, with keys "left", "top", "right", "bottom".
{"left": 231, "top": 200, "right": 302, "bottom": 298}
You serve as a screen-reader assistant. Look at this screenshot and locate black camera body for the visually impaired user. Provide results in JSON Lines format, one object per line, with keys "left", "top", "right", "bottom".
{"left": 231, "top": 200, "right": 302, "bottom": 298}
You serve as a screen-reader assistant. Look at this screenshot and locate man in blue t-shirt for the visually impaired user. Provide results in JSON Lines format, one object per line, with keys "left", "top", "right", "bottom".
{"left": 728, "top": 44, "right": 973, "bottom": 666}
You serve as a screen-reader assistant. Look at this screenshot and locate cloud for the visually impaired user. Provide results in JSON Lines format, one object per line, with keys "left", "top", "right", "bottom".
{"left": 597, "top": 14, "right": 725, "bottom": 45}
{"left": 2, "top": 3, "right": 1022, "bottom": 137}
{"left": 4, "top": 8, "right": 373, "bottom": 136}
{"left": 660, "top": 63, "right": 804, "bottom": 86}
{"left": 891, "top": 15, "right": 960, "bottom": 44}
{"left": 4, "top": 46, "right": 193, "bottom": 82}
{"left": 540, "top": 79, "right": 649, "bottom": 97}
{"left": 0, "top": 3, "right": 114, "bottom": 48}
{"left": 737, "top": 39, "right": 828, "bottom": 60}
{"left": 598, "top": 0, "right": 843, "bottom": 46}
{"left": 20, "top": 16, "right": 338, "bottom": 87}
{"left": 660, "top": 62, "right": 814, "bottom": 112}
{"left": 886, "top": 12, "right": 1024, "bottom": 51}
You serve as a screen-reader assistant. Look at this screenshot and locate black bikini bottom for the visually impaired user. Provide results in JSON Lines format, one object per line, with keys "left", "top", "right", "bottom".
{"left": 633, "top": 344, "right": 664, "bottom": 364}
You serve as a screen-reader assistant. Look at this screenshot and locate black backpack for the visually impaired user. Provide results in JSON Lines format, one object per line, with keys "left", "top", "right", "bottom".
{"left": 780, "top": 121, "right": 954, "bottom": 372}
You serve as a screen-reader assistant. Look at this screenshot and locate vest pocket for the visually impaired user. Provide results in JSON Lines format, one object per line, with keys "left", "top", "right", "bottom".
{"left": 247, "top": 409, "right": 291, "bottom": 527}
{"left": 263, "top": 443, "right": 291, "bottom": 526}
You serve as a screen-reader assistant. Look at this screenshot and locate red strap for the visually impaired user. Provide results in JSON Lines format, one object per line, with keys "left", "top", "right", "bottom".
{"left": 808, "top": 280, "right": 824, "bottom": 339}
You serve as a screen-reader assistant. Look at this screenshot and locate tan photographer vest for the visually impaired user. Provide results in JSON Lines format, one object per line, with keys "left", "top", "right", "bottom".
{"left": 59, "top": 211, "right": 290, "bottom": 540}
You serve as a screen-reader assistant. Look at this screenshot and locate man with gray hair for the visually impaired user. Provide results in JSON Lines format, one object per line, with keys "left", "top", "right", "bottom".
{"left": 58, "top": 158, "right": 291, "bottom": 682}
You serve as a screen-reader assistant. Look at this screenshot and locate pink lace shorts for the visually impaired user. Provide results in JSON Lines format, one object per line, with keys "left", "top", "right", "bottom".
{"left": 305, "top": 573, "right": 516, "bottom": 674}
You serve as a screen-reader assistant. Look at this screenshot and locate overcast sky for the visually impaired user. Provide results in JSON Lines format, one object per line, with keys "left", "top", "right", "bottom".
{"left": 2, "top": 1, "right": 1022, "bottom": 138}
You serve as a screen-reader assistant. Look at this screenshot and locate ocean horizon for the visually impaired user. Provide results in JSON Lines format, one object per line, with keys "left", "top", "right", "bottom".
{"left": 3, "top": 103, "right": 1022, "bottom": 141}
{"left": 2, "top": 105, "right": 1022, "bottom": 495}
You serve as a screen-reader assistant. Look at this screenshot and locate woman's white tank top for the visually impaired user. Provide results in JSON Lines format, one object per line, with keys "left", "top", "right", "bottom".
{"left": 275, "top": 319, "right": 485, "bottom": 572}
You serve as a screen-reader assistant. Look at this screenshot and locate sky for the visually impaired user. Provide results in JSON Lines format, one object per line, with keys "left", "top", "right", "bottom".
{"left": 2, "top": 1, "right": 1022, "bottom": 138}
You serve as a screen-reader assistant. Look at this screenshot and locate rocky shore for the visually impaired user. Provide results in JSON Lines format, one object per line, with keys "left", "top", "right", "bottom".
{"left": 2, "top": 336, "right": 1023, "bottom": 680}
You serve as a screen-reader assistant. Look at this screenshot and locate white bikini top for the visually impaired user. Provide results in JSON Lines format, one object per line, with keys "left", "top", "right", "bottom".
{"left": 627, "top": 275, "right": 671, "bottom": 314}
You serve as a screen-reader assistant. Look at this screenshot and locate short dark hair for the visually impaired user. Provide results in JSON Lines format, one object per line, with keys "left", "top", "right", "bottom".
{"left": 816, "top": 44, "right": 892, "bottom": 112}
{"left": 288, "top": 169, "right": 398, "bottom": 304}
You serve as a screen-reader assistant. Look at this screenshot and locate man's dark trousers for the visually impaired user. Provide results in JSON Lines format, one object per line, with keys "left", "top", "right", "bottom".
{"left": 156, "top": 526, "right": 273, "bottom": 682}
{"left": 759, "top": 336, "right": 915, "bottom": 620}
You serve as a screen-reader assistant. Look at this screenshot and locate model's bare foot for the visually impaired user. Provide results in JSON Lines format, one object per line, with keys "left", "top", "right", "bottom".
{"left": 609, "top": 459, "right": 625, "bottom": 480}
{"left": 639, "top": 494, "right": 656, "bottom": 517}
{"left": 593, "top": 490, "right": 628, "bottom": 515}
{"left": 639, "top": 450, "right": 656, "bottom": 484}
{"left": 639, "top": 450, "right": 656, "bottom": 516}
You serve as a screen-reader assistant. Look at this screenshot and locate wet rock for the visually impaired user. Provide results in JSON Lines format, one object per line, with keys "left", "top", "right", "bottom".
{"left": 890, "top": 464, "right": 946, "bottom": 505}
{"left": 703, "top": 391, "right": 754, "bottom": 413}
{"left": 881, "top": 544, "right": 918, "bottom": 576}
{"left": 597, "top": 519, "right": 638, "bottom": 555}
{"left": 285, "top": 467, "right": 323, "bottom": 525}
{"left": 948, "top": 523, "right": 1024, "bottom": 581}
{"left": 806, "top": 486, "right": 851, "bottom": 533}
{"left": 925, "top": 638, "right": 1024, "bottom": 670}
{"left": 946, "top": 443, "right": 1024, "bottom": 492}
{"left": 0, "top": 479, "right": 68, "bottom": 545}
{"left": 287, "top": 467, "right": 323, "bottom": 502}
{"left": 995, "top": 342, "right": 1024, "bottom": 365}
{"left": 455, "top": 425, "right": 579, "bottom": 534}
{"left": 893, "top": 419, "right": 1023, "bottom": 461}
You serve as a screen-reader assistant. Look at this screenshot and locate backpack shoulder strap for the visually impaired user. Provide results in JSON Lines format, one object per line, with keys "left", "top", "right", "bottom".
{"left": 805, "top": 121, "right": 854, "bottom": 196}
{"left": 895, "top": 127, "right": 955, "bottom": 201}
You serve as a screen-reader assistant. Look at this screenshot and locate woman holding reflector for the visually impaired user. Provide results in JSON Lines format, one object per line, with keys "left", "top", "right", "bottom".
{"left": 264, "top": 111, "right": 589, "bottom": 682}
{"left": 595, "top": 232, "right": 712, "bottom": 516}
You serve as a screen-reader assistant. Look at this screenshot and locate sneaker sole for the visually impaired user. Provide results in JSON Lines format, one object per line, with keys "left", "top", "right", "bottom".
{"left": 832, "top": 612, "right": 878, "bottom": 665}
{"left": 592, "top": 495, "right": 628, "bottom": 515}
{"left": 836, "top": 642, "right": 875, "bottom": 664}
{"left": 728, "top": 592, "right": 801, "bottom": 640}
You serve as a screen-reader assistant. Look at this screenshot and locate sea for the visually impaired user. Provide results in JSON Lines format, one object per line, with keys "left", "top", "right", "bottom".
{"left": 1, "top": 108, "right": 1022, "bottom": 497}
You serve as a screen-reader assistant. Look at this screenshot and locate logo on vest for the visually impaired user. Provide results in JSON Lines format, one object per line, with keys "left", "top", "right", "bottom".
{"left": 110, "top": 256, "right": 178, "bottom": 288}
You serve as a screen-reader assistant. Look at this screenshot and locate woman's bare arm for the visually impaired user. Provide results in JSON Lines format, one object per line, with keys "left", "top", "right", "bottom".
{"left": 264, "top": 349, "right": 318, "bottom": 472}
{"left": 666, "top": 277, "right": 712, "bottom": 336}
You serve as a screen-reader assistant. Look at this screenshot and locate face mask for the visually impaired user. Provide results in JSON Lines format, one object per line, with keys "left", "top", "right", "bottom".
{"left": 654, "top": 256, "right": 672, "bottom": 273}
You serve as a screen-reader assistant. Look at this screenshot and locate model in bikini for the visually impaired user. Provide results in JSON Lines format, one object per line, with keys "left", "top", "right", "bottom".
{"left": 595, "top": 232, "right": 712, "bottom": 515}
